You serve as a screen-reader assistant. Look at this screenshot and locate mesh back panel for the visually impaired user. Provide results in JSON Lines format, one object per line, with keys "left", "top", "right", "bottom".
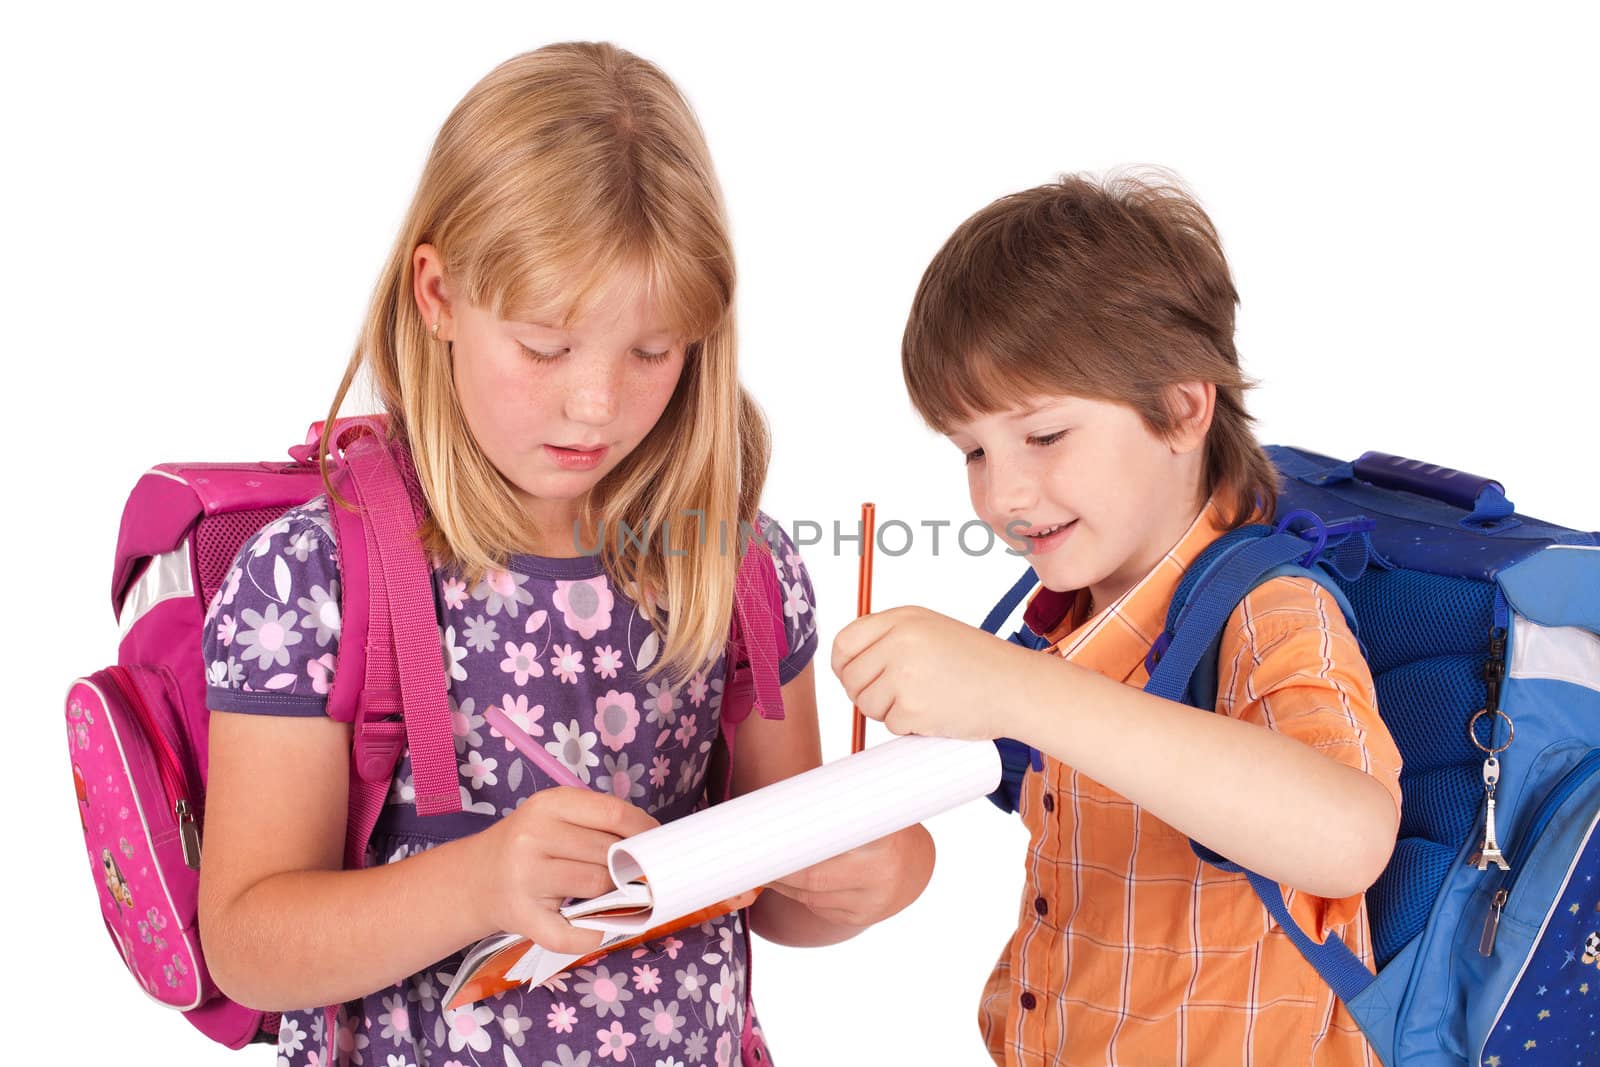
{"left": 194, "top": 507, "right": 286, "bottom": 607}
{"left": 1338, "top": 569, "right": 1495, "bottom": 967}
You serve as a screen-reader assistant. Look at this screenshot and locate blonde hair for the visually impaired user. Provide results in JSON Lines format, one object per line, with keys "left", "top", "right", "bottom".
{"left": 323, "top": 42, "right": 769, "bottom": 683}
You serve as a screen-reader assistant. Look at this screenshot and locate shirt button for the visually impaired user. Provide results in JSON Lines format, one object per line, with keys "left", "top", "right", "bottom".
{"left": 1020, "top": 991, "right": 1038, "bottom": 1011}
{"left": 1034, "top": 896, "right": 1049, "bottom": 916}
{"left": 1042, "top": 792, "right": 1055, "bottom": 813}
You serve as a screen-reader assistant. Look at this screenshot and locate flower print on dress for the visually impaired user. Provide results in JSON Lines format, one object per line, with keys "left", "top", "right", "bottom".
{"left": 307, "top": 653, "right": 335, "bottom": 695}
{"left": 596, "top": 1020, "right": 637, "bottom": 1062}
{"left": 542, "top": 1045, "right": 591, "bottom": 1067}
{"left": 444, "top": 1004, "right": 495, "bottom": 1054}
{"left": 639, "top": 1000, "right": 686, "bottom": 1051}
{"left": 440, "top": 576, "right": 468, "bottom": 610}
{"left": 490, "top": 693, "right": 545, "bottom": 748}
{"left": 216, "top": 614, "right": 238, "bottom": 646}
{"left": 450, "top": 696, "right": 484, "bottom": 752}
{"left": 644, "top": 682, "right": 680, "bottom": 727}
{"left": 250, "top": 517, "right": 293, "bottom": 559}
{"left": 547, "top": 1002, "right": 577, "bottom": 1034}
{"left": 379, "top": 993, "right": 413, "bottom": 1045}
{"left": 782, "top": 578, "right": 810, "bottom": 622}
{"left": 632, "top": 964, "right": 661, "bottom": 994}
{"left": 499, "top": 1004, "right": 534, "bottom": 1047}
{"left": 472, "top": 568, "right": 536, "bottom": 618}
{"left": 552, "top": 576, "right": 615, "bottom": 639}
{"left": 336, "top": 1012, "right": 372, "bottom": 1064}
{"left": 441, "top": 625, "right": 469, "bottom": 682}
{"left": 682, "top": 1029, "right": 708, "bottom": 1063}
{"left": 675, "top": 963, "right": 707, "bottom": 1003}
{"left": 592, "top": 644, "right": 623, "bottom": 680}
{"left": 546, "top": 720, "right": 600, "bottom": 784}
{"left": 686, "top": 671, "right": 709, "bottom": 708}
{"left": 649, "top": 755, "right": 672, "bottom": 790}
{"left": 575, "top": 963, "right": 634, "bottom": 1019}
{"left": 295, "top": 582, "right": 341, "bottom": 646}
{"left": 708, "top": 965, "right": 737, "bottom": 1027}
{"left": 285, "top": 527, "right": 321, "bottom": 563}
{"left": 237, "top": 604, "right": 302, "bottom": 669}
{"left": 501, "top": 641, "right": 545, "bottom": 685}
{"left": 462, "top": 613, "right": 499, "bottom": 653}
{"left": 550, "top": 642, "right": 586, "bottom": 684}
{"left": 594, "top": 690, "right": 641, "bottom": 750}
{"left": 460, "top": 749, "right": 499, "bottom": 790}
{"left": 279, "top": 1014, "right": 309, "bottom": 1055}
{"left": 596, "top": 753, "right": 646, "bottom": 801}
{"left": 714, "top": 1031, "right": 735, "bottom": 1067}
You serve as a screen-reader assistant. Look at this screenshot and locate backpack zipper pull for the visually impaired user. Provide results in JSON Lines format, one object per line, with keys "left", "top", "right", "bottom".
{"left": 176, "top": 799, "right": 202, "bottom": 870}
{"left": 1478, "top": 886, "right": 1508, "bottom": 956}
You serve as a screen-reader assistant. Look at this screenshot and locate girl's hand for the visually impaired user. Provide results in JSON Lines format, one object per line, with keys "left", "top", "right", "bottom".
{"left": 766, "top": 824, "right": 935, "bottom": 929}
{"left": 472, "top": 787, "right": 659, "bottom": 954}
{"left": 831, "top": 605, "right": 1037, "bottom": 741}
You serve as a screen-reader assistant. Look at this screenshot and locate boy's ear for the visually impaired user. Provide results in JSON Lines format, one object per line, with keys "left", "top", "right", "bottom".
{"left": 1165, "top": 382, "right": 1216, "bottom": 455}
{"left": 412, "top": 242, "right": 455, "bottom": 341}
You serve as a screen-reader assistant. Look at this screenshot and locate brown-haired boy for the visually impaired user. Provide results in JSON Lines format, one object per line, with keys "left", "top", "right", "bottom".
{"left": 832, "top": 172, "right": 1403, "bottom": 1065}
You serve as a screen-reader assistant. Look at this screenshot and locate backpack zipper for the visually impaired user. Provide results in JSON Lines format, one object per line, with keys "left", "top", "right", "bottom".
{"left": 1477, "top": 747, "right": 1600, "bottom": 956}
{"left": 104, "top": 666, "right": 203, "bottom": 870}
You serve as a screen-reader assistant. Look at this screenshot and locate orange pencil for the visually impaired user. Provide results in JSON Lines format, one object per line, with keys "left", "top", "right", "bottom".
{"left": 851, "top": 501, "right": 876, "bottom": 753}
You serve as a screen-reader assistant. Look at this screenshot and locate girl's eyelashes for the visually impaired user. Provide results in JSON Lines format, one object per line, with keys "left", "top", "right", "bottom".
{"left": 516, "top": 343, "right": 674, "bottom": 364}
{"left": 517, "top": 342, "right": 566, "bottom": 362}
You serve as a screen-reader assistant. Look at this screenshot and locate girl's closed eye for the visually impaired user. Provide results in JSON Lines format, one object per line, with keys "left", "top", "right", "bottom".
{"left": 633, "top": 347, "right": 674, "bottom": 365}
{"left": 517, "top": 342, "right": 568, "bottom": 363}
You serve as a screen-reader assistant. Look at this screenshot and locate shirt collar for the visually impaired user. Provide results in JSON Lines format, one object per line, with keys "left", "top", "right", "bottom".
{"left": 1023, "top": 496, "right": 1231, "bottom": 683}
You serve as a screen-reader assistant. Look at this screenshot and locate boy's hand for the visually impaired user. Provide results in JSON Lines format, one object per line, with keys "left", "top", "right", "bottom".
{"left": 831, "top": 606, "right": 1035, "bottom": 741}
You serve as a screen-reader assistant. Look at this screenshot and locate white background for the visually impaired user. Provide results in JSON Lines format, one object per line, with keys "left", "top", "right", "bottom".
{"left": 4, "top": 3, "right": 1597, "bottom": 1064}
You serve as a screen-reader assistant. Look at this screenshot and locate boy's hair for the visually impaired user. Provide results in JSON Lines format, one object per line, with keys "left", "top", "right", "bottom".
{"left": 324, "top": 41, "right": 767, "bottom": 682}
{"left": 902, "top": 170, "right": 1277, "bottom": 527}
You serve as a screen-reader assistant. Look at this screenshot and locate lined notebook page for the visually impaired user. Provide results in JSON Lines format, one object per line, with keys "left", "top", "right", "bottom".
{"left": 602, "top": 735, "right": 1001, "bottom": 932}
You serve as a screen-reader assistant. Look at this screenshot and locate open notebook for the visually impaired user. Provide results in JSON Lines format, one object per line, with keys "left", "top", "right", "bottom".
{"left": 443, "top": 734, "right": 1001, "bottom": 1009}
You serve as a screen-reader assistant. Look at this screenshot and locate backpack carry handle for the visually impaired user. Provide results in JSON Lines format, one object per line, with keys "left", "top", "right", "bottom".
{"left": 1350, "top": 451, "right": 1514, "bottom": 524}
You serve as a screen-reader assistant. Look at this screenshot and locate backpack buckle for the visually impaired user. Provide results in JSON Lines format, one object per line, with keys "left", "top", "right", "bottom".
{"left": 353, "top": 719, "right": 406, "bottom": 782}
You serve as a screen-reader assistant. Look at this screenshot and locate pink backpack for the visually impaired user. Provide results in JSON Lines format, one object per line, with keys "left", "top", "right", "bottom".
{"left": 64, "top": 419, "right": 786, "bottom": 1051}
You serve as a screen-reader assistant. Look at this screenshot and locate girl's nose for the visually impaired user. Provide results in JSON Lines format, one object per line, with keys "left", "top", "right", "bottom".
{"left": 564, "top": 357, "right": 622, "bottom": 425}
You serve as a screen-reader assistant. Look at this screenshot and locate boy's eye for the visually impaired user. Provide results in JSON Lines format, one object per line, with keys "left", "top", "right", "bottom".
{"left": 963, "top": 447, "right": 985, "bottom": 465}
{"left": 1028, "top": 430, "right": 1067, "bottom": 447}
{"left": 518, "top": 343, "right": 567, "bottom": 362}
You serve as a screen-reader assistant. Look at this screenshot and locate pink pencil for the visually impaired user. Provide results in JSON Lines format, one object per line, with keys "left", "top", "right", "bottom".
{"left": 484, "top": 706, "right": 588, "bottom": 789}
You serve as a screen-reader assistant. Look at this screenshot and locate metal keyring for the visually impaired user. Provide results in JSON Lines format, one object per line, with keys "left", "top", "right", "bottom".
{"left": 1469, "top": 708, "right": 1515, "bottom": 755}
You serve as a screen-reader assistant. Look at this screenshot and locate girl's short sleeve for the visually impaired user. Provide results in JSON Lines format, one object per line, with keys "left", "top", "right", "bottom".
{"left": 201, "top": 500, "right": 344, "bottom": 717}
{"left": 756, "top": 511, "right": 819, "bottom": 683}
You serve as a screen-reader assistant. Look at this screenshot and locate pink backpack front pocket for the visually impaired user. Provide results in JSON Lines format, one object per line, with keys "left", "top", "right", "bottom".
{"left": 66, "top": 666, "right": 208, "bottom": 1010}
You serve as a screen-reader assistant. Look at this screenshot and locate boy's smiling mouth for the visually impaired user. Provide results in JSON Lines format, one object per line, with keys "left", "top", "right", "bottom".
{"left": 1020, "top": 519, "right": 1077, "bottom": 552}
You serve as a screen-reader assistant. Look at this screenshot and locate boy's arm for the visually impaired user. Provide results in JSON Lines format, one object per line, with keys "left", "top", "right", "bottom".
{"left": 834, "top": 591, "right": 1399, "bottom": 902}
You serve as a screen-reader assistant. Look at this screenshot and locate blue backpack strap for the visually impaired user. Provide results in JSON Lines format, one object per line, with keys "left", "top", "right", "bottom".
{"left": 981, "top": 567, "right": 1049, "bottom": 813}
{"left": 1146, "top": 517, "right": 1377, "bottom": 1003}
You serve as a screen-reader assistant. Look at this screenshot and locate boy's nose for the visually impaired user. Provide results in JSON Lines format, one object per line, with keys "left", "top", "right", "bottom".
{"left": 985, "top": 460, "right": 1039, "bottom": 520}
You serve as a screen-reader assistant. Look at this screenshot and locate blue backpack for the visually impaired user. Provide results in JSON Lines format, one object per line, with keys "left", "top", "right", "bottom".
{"left": 982, "top": 447, "right": 1600, "bottom": 1067}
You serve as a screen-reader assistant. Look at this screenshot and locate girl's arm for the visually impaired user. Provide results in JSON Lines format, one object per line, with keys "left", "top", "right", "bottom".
{"left": 729, "top": 662, "right": 936, "bottom": 947}
{"left": 198, "top": 710, "right": 657, "bottom": 1011}
{"left": 834, "top": 605, "right": 1399, "bottom": 901}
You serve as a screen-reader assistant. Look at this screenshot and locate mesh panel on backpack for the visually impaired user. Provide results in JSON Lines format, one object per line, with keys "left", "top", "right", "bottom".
{"left": 1337, "top": 568, "right": 1495, "bottom": 966}
{"left": 194, "top": 507, "right": 289, "bottom": 607}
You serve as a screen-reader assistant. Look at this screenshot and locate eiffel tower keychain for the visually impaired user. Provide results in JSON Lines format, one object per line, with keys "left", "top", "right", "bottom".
{"left": 1468, "top": 707, "right": 1514, "bottom": 872}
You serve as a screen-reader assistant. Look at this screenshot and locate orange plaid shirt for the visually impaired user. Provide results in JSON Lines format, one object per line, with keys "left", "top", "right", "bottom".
{"left": 979, "top": 500, "right": 1403, "bottom": 1066}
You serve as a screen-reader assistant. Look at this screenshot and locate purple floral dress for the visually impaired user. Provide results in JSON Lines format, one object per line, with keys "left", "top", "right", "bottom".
{"left": 202, "top": 498, "right": 817, "bottom": 1067}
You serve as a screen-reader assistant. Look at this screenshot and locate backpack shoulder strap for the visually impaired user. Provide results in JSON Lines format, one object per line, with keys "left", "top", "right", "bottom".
{"left": 716, "top": 537, "right": 789, "bottom": 773}
{"left": 978, "top": 567, "right": 1053, "bottom": 813}
{"left": 1145, "top": 515, "right": 1377, "bottom": 1004}
{"left": 319, "top": 422, "right": 460, "bottom": 868}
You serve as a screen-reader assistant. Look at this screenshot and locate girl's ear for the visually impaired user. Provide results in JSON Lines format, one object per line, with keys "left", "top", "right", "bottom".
{"left": 412, "top": 243, "right": 455, "bottom": 341}
{"left": 1165, "top": 381, "right": 1216, "bottom": 455}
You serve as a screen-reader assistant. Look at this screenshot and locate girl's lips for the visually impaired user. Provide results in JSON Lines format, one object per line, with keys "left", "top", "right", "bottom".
{"left": 544, "top": 443, "right": 609, "bottom": 471}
